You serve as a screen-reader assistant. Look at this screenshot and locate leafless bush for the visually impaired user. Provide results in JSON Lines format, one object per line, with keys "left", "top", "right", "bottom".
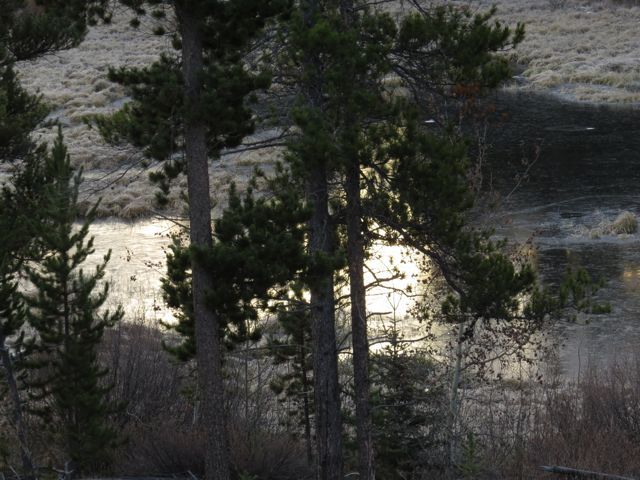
{"left": 229, "top": 421, "right": 312, "bottom": 480}
{"left": 525, "top": 356, "right": 640, "bottom": 478}
{"left": 114, "top": 417, "right": 310, "bottom": 479}
{"left": 114, "top": 422, "right": 205, "bottom": 475}
{"left": 100, "top": 319, "right": 195, "bottom": 427}
{"left": 459, "top": 355, "right": 640, "bottom": 478}
{"left": 100, "top": 320, "right": 310, "bottom": 479}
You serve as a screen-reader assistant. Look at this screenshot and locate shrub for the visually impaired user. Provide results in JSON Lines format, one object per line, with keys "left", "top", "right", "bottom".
{"left": 101, "top": 319, "right": 311, "bottom": 479}
{"left": 611, "top": 211, "right": 638, "bottom": 234}
{"left": 525, "top": 357, "right": 640, "bottom": 478}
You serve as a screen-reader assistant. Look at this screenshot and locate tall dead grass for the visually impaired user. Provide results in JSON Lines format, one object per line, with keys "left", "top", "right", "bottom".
{"left": 99, "top": 319, "right": 311, "bottom": 479}
{"left": 525, "top": 356, "right": 640, "bottom": 479}
{"left": 460, "top": 355, "right": 640, "bottom": 479}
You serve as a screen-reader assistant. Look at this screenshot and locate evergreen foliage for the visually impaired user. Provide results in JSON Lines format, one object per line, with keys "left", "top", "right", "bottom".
{"left": 0, "top": 67, "right": 47, "bottom": 161}
{"left": 0, "top": 148, "right": 45, "bottom": 332}
{"left": 268, "top": 293, "right": 313, "bottom": 420}
{"left": 0, "top": 143, "right": 48, "bottom": 350}
{"left": 267, "top": 290, "right": 314, "bottom": 462}
{"left": 369, "top": 339, "right": 447, "bottom": 478}
{"left": 393, "top": 4, "right": 524, "bottom": 96}
{"left": 458, "top": 432, "right": 482, "bottom": 479}
{"left": 0, "top": 0, "right": 108, "bottom": 62}
{"left": 0, "top": 2, "right": 619, "bottom": 479}
{"left": 94, "top": 0, "right": 290, "bottom": 205}
{"left": 163, "top": 171, "right": 309, "bottom": 361}
{"left": 0, "top": 3, "right": 116, "bottom": 475}
{"left": 277, "top": 2, "right": 527, "bottom": 476}
{"left": 23, "top": 131, "right": 123, "bottom": 473}
{"left": 0, "top": 149, "right": 48, "bottom": 480}
{"left": 94, "top": 3, "right": 296, "bottom": 478}
{"left": 0, "top": 0, "right": 113, "bottom": 161}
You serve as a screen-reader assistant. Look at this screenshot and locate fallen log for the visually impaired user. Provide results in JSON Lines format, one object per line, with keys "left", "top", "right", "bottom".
{"left": 540, "top": 465, "right": 636, "bottom": 480}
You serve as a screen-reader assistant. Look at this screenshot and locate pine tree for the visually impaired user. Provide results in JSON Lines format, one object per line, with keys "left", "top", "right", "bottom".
{"left": 94, "top": 3, "right": 290, "bottom": 477}
{"left": 0, "top": 148, "right": 48, "bottom": 480}
{"left": 24, "top": 131, "right": 123, "bottom": 474}
{"left": 280, "top": 1, "right": 369, "bottom": 474}
{"left": 0, "top": 0, "right": 112, "bottom": 161}
{"left": 334, "top": 6, "right": 396, "bottom": 477}
{"left": 267, "top": 290, "right": 314, "bottom": 466}
{"left": 162, "top": 174, "right": 309, "bottom": 363}
{"left": 368, "top": 320, "right": 447, "bottom": 478}
{"left": 279, "top": 3, "right": 525, "bottom": 477}
{"left": 85, "top": 2, "right": 566, "bottom": 479}
{"left": 0, "top": 4, "right": 115, "bottom": 476}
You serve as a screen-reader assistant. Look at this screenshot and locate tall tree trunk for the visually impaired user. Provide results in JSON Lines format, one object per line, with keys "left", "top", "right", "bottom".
{"left": 0, "top": 334, "right": 36, "bottom": 480}
{"left": 449, "top": 320, "right": 466, "bottom": 467}
{"left": 339, "top": 0, "right": 374, "bottom": 476}
{"left": 307, "top": 164, "right": 343, "bottom": 480}
{"left": 300, "top": 338, "right": 313, "bottom": 467}
{"left": 345, "top": 159, "right": 374, "bottom": 480}
{"left": 301, "top": 1, "right": 344, "bottom": 477}
{"left": 176, "top": 4, "right": 231, "bottom": 480}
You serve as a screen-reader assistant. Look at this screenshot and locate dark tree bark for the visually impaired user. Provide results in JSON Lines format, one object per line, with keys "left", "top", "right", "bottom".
{"left": 307, "top": 164, "right": 343, "bottom": 480}
{"left": 345, "top": 159, "right": 374, "bottom": 480}
{"left": 339, "top": 0, "right": 374, "bottom": 476}
{"left": 299, "top": 1, "right": 344, "bottom": 477}
{"left": 300, "top": 336, "right": 314, "bottom": 467}
{"left": 176, "top": 4, "right": 231, "bottom": 480}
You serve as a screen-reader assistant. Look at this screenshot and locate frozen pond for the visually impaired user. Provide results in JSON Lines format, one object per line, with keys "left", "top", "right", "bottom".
{"left": 88, "top": 92, "right": 640, "bottom": 378}
{"left": 486, "top": 92, "right": 640, "bottom": 376}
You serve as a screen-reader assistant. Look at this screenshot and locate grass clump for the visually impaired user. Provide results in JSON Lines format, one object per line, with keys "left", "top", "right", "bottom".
{"left": 611, "top": 211, "right": 638, "bottom": 234}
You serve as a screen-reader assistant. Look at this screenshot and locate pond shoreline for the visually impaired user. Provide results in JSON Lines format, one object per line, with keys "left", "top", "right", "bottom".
{"left": 68, "top": 86, "right": 639, "bottom": 221}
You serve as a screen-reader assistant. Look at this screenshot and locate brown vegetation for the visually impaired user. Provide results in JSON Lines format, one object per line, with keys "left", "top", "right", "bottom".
{"left": 455, "top": 355, "right": 640, "bottom": 479}
{"left": 98, "top": 320, "right": 312, "bottom": 480}
{"left": 4, "top": 312, "right": 640, "bottom": 480}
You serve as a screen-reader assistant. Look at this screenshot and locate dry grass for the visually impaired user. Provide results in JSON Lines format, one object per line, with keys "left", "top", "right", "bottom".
{"left": 576, "top": 210, "right": 640, "bottom": 238}
{"left": 14, "top": 10, "right": 278, "bottom": 218}
{"left": 16, "top": 10, "right": 169, "bottom": 169}
{"left": 524, "top": 357, "right": 640, "bottom": 479}
{"left": 386, "top": 0, "right": 640, "bottom": 104}
{"left": 11, "top": 0, "right": 639, "bottom": 217}
{"left": 460, "top": 0, "right": 640, "bottom": 104}
{"left": 101, "top": 319, "right": 312, "bottom": 480}
{"left": 455, "top": 354, "right": 640, "bottom": 479}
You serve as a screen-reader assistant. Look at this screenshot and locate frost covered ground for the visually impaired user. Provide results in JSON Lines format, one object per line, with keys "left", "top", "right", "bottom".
{"left": 391, "top": 0, "right": 640, "bottom": 103}
{"left": 13, "top": 0, "right": 640, "bottom": 217}
{"left": 475, "top": 0, "right": 640, "bottom": 104}
{"left": 15, "top": 9, "right": 279, "bottom": 218}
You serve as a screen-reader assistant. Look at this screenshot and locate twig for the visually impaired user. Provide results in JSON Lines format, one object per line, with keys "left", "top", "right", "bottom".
{"left": 540, "top": 465, "right": 636, "bottom": 480}
{"left": 187, "top": 470, "right": 200, "bottom": 480}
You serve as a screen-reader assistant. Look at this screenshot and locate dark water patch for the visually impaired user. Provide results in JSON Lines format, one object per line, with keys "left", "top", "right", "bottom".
{"left": 482, "top": 91, "right": 640, "bottom": 207}
{"left": 482, "top": 91, "right": 640, "bottom": 376}
{"left": 538, "top": 243, "right": 640, "bottom": 377}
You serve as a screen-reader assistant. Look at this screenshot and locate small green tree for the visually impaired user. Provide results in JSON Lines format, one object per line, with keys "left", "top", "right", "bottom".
{"left": 0, "top": 148, "right": 48, "bottom": 480}
{"left": 267, "top": 289, "right": 314, "bottom": 466}
{"left": 0, "top": 3, "right": 115, "bottom": 475}
{"left": 0, "top": 0, "right": 112, "bottom": 161}
{"left": 93, "top": 3, "right": 292, "bottom": 476}
{"left": 358, "top": 315, "right": 446, "bottom": 479}
{"left": 23, "top": 131, "right": 123, "bottom": 474}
